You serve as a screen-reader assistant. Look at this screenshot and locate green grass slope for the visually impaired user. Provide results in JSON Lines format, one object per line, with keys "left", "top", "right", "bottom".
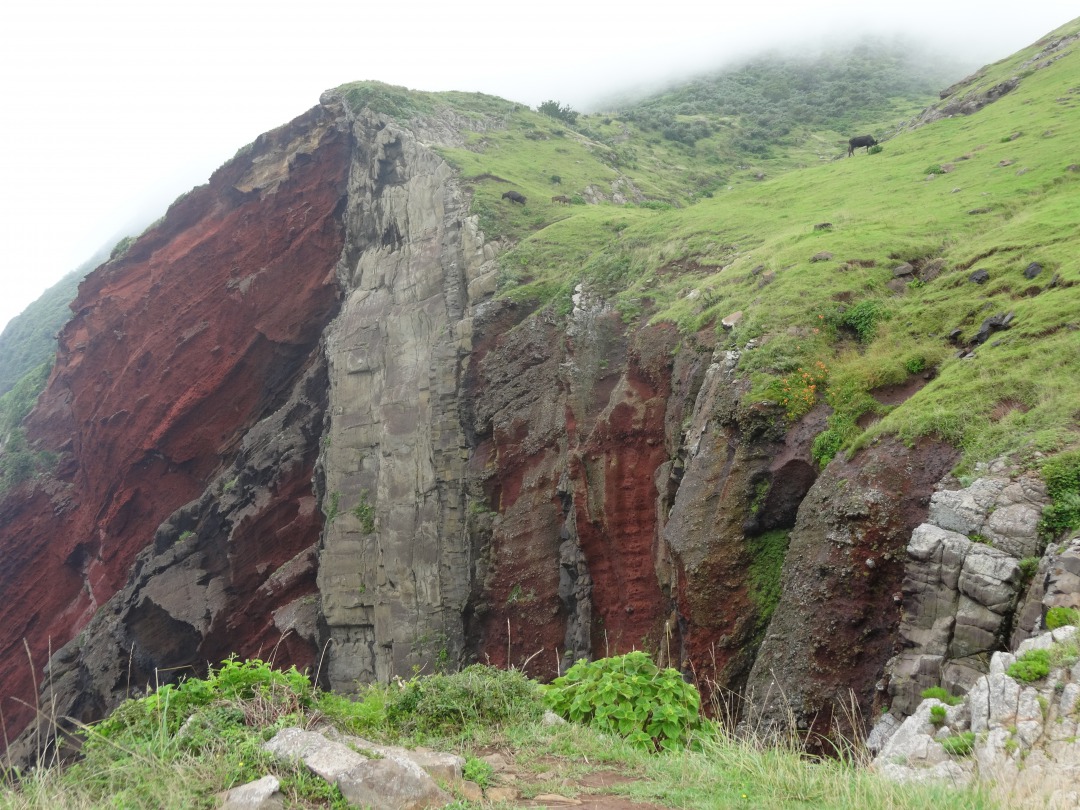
{"left": 0, "top": 268, "right": 84, "bottom": 398}
{"left": 425, "top": 18, "right": 1080, "bottom": 482}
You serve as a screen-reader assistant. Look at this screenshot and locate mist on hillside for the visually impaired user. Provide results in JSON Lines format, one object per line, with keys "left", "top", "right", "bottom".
{"left": 2, "top": 0, "right": 1074, "bottom": 334}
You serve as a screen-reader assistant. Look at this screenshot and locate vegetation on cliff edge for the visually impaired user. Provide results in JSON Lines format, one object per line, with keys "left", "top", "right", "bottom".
{"left": 1, "top": 655, "right": 993, "bottom": 809}
{"left": 384, "top": 18, "right": 1080, "bottom": 482}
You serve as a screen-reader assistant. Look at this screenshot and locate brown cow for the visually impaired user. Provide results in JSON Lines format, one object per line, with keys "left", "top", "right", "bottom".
{"left": 551, "top": 195, "right": 571, "bottom": 204}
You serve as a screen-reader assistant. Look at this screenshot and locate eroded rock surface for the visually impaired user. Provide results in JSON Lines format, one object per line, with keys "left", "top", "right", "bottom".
{"left": 873, "top": 624, "right": 1080, "bottom": 809}
{"left": 745, "top": 437, "right": 958, "bottom": 734}
{"left": 0, "top": 104, "right": 349, "bottom": 742}
{"left": 885, "top": 468, "right": 1049, "bottom": 716}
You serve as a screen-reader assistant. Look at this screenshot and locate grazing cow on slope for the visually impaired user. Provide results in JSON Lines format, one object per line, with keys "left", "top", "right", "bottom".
{"left": 551, "top": 195, "right": 571, "bottom": 204}
{"left": 848, "top": 135, "right": 878, "bottom": 156}
{"left": 502, "top": 190, "right": 527, "bottom": 204}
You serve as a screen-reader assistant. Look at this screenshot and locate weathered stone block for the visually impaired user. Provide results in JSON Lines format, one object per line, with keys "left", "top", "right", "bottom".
{"left": 337, "top": 758, "right": 452, "bottom": 810}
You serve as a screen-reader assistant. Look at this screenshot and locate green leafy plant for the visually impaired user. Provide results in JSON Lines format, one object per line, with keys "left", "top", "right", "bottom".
{"left": 1039, "top": 450, "right": 1080, "bottom": 541}
{"left": 868, "top": 144, "right": 884, "bottom": 154}
{"left": 1045, "top": 606, "right": 1080, "bottom": 630}
{"left": 463, "top": 755, "right": 495, "bottom": 787}
{"left": 839, "top": 300, "right": 888, "bottom": 342}
{"left": 1007, "top": 648, "right": 1051, "bottom": 683}
{"left": 924, "top": 164, "right": 946, "bottom": 175}
{"left": 351, "top": 490, "right": 375, "bottom": 533}
{"left": 904, "top": 356, "right": 927, "bottom": 374}
{"left": 929, "top": 705, "right": 947, "bottom": 726}
{"left": 543, "top": 651, "right": 702, "bottom": 752}
{"left": 940, "top": 731, "right": 975, "bottom": 756}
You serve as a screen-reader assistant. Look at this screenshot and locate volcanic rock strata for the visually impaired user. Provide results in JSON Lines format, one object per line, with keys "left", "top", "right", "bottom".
{"left": 3, "top": 83, "right": 1071, "bottom": 762}
{"left": 0, "top": 103, "right": 349, "bottom": 743}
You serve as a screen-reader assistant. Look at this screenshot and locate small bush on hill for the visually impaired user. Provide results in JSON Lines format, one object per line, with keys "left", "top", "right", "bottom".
{"left": 920, "top": 686, "right": 963, "bottom": 706}
{"left": 538, "top": 99, "right": 579, "bottom": 125}
{"left": 1007, "top": 648, "right": 1051, "bottom": 683}
{"left": 838, "top": 300, "right": 888, "bottom": 342}
{"left": 385, "top": 664, "right": 543, "bottom": 736}
{"left": 1045, "top": 606, "right": 1080, "bottom": 630}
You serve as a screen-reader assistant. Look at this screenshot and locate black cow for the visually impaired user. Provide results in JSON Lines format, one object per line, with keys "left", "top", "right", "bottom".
{"left": 502, "top": 190, "right": 527, "bottom": 204}
{"left": 848, "top": 135, "right": 878, "bottom": 156}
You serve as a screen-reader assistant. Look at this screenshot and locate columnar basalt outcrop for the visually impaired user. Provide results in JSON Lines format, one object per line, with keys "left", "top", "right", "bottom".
{"left": 885, "top": 466, "right": 1049, "bottom": 716}
{"left": 0, "top": 105, "right": 349, "bottom": 742}
{"left": 873, "top": 617, "right": 1080, "bottom": 808}
{"left": 314, "top": 97, "right": 496, "bottom": 687}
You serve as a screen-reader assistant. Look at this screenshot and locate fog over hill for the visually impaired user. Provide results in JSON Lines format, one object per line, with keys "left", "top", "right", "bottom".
{"left": 0, "top": 0, "right": 1075, "bottom": 333}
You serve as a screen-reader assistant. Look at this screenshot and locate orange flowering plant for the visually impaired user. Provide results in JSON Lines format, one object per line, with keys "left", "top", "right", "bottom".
{"left": 777, "top": 360, "right": 828, "bottom": 420}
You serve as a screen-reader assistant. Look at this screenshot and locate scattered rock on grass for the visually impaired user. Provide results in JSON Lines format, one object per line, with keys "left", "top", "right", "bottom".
{"left": 219, "top": 775, "right": 284, "bottom": 809}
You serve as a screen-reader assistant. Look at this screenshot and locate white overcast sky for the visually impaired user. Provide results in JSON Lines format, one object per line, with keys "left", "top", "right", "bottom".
{"left": 0, "top": 1, "right": 1075, "bottom": 333}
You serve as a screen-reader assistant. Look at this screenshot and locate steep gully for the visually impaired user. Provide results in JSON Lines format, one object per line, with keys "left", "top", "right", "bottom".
{"left": 2, "top": 96, "right": 969, "bottom": 755}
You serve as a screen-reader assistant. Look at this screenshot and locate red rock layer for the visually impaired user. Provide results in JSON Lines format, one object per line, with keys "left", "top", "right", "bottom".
{"left": 568, "top": 322, "right": 675, "bottom": 658}
{"left": 0, "top": 106, "right": 348, "bottom": 737}
{"left": 464, "top": 305, "right": 673, "bottom": 676}
{"left": 746, "top": 436, "right": 959, "bottom": 738}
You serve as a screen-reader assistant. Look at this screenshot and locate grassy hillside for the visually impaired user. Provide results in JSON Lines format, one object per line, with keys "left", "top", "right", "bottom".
{"left": 418, "top": 18, "right": 1080, "bottom": 483}
{"left": 0, "top": 269, "right": 81, "bottom": 398}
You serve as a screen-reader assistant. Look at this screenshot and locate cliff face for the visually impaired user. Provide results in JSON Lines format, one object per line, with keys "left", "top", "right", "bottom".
{"left": 0, "top": 104, "right": 349, "bottom": 746}
{"left": 2, "top": 83, "right": 1066, "bottom": 757}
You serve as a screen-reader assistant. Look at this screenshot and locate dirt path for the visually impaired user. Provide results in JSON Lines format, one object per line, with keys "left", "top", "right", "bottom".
{"left": 478, "top": 751, "right": 669, "bottom": 809}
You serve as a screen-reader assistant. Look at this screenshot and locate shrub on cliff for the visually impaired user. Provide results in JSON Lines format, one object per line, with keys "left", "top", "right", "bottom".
{"left": 385, "top": 664, "right": 543, "bottom": 736}
{"left": 1007, "top": 648, "right": 1051, "bottom": 683}
{"left": 1040, "top": 450, "right": 1080, "bottom": 541}
{"left": 1045, "top": 606, "right": 1080, "bottom": 630}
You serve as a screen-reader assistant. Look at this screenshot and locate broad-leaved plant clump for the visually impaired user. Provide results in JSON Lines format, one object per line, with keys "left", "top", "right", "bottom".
{"left": 543, "top": 650, "right": 702, "bottom": 752}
